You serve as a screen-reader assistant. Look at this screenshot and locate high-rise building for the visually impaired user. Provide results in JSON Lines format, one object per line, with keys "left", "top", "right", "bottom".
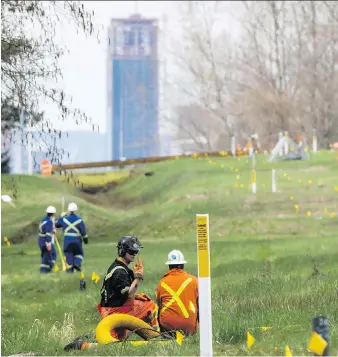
{"left": 107, "top": 14, "right": 159, "bottom": 161}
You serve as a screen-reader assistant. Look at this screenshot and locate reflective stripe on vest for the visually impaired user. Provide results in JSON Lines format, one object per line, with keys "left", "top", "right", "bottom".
{"left": 104, "top": 265, "right": 127, "bottom": 281}
{"left": 63, "top": 218, "right": 82, "bottom": 236}
{"left": 39, "top": 220, "right": 47, "bottom": 234}
{"left": 39, "top": 220, "right": 53, "bottom": 239}
{"left": 161, "top": 277, "right": 192, "bottom": 318}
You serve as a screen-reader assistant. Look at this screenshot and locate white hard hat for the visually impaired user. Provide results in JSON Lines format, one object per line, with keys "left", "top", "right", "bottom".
{"left": 68, "top": 202, "right": 78, "bottom": 212}
{"left": 165, "top": 250, "right": 187, "bottom": 265}
{"left": 1, "top": 195, "right": 12, "bottom": 203}
{"left": 46, "top": 206, "right": 56, "bottom": 214}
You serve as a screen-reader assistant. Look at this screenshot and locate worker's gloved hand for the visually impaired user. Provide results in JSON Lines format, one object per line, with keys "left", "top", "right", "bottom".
{"left": 46, "top": 242, "right": 52, "bottom": 252}
{"left": 83, "top": 237, "right": 88, "bottom": 244}
{"left": 135, "top": 293, "right": 151, "bottom": 301}
{"left": 134, "top": 257, "right": 144, "bottom": 280}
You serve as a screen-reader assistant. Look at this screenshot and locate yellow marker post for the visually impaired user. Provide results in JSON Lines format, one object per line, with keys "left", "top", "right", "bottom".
{"left": 196, "top": 214, "right": 212, "bottom": 357}
{"left": 251, "top": 169, "right": 256, "bottom": 194}
{"left": 251, "top": 152, "right": 256, "bottom": 194}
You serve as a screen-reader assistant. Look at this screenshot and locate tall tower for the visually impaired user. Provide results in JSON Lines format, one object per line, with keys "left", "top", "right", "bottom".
{"left": 107, "top": 14, "right": 159, "bottom": 161}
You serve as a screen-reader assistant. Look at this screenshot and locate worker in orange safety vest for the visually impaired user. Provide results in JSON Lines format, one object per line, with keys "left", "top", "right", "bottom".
{"left": 155, "top": 250, "right": 199, "bottom": 336}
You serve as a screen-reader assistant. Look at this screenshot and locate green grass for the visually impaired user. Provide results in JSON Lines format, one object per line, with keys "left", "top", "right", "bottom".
{"left": 1, "top": 151, "right": 338, "bottom": 356}
{"left": 55, "top": 170, "right": 130, "bottom": 189}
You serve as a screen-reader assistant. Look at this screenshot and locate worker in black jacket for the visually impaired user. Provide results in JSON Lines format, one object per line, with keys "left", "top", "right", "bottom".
{"left": 64, "top": 236, "right": 160, "bottom": 351}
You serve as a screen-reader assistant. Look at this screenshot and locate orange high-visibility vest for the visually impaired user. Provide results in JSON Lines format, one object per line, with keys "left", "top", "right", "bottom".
{"left": 156, "top": 269, "right": 199, "bottom": 334}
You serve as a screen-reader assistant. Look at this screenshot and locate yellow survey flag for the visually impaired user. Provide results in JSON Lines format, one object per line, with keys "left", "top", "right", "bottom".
{"left": 91, "top": 272, "right": 100, "bottom": 283}
{"left": 285, "top": 345, "right": 292, "bottom": 356}
{"left": 260, "top": 326, "right": 272, "bottom": 332}
{"left": 176, "top": 331, "right": 184, "bottom": 345}
{"left": 54, "top": 264, "right": 60, "bottom": 272}
{"left": 247, "top": 332, "right": 255, "bottom": 349}
{"left": 80, "top": 272, "right": 85, "bottom": 279}
{"left": 307, "top": 332, "right": 327, "bottom": 356}
{"left": 4, "top": 236, "right": 8, "bottom": 242}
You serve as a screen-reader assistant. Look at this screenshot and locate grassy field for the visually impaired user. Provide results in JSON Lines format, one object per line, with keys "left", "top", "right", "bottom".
{"left": 1, "top": 151, "right": 338, "bottom": 356}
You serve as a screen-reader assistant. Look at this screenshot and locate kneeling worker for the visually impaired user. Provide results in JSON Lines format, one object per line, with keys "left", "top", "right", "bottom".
{"left": 97, "top": 236, "right": 160, "bottom": 340}
{"left": 156, "top": 250, "right": 199, "bottom": 336}
{"left": 64, "top": 236, "right": 160, "bottom": 352}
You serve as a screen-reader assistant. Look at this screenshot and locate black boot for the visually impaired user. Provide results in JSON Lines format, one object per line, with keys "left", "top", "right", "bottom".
{"left": 64, "top": 337, "right": 84, "bottom": 351}
{"left": 73, "top": 264, "right": 82, "bottom": 272}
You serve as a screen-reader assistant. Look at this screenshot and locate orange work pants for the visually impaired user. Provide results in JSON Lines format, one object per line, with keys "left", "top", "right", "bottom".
{"left": 97, "top": 293, "right": 159, "bottom": 340}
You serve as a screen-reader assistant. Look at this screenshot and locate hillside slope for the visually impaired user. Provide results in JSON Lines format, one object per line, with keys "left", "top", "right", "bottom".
{"left": 1, "top": 152, "right": 338, "bottom": 356}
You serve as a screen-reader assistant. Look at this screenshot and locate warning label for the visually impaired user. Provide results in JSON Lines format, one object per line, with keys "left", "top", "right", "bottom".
{"left": 196, "top": 214, "right": 210, "bottom": 278}
{"left": 197, "top": 223, "right": 208, "bottom": 251}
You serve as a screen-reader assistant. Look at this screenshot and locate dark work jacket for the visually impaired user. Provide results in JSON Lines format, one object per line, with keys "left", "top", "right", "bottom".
{"left": 100, "top": 259, "right": 134, "bottom": 307}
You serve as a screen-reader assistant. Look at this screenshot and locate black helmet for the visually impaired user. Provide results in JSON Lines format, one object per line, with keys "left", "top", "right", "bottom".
{"left": 117, "top": 236, "right": 143, "bottom": 257}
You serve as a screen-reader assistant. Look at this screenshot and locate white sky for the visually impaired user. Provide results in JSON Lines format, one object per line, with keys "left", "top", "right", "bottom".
{"left": 42, "top": 1, "right": 242, "bottom": 134}
{"left": 43, "top": 1, "right": 182, "bottom": 133}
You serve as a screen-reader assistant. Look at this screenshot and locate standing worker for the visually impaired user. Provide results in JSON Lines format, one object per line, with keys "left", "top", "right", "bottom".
{"left": 55, "top": 202, "right": 88, "bottom": 273}
{"left": 155, "top": 249, "right": 199, "bottom": 336}
{"left": 38, "top": 206, "right": 57, "bottom": 273}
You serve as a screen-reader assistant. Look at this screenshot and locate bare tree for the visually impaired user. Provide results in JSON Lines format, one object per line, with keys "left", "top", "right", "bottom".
{"left": 295, "top": 1, "right": 338, "bottom": 146}
{"left": 170, "top": 1, "right": 242, "bottom": 152}
{"left": 173, "top": 0, "right": 338, "bottom": 150}
{"left": 1, "top": 1, "right": 100, "bottom": 176}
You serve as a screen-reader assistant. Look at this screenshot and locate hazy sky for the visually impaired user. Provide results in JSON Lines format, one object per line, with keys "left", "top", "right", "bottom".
{"left": 41, "top": 1, "right": 242, "bottom": 135}
{"left": 43, "top": 1, "right": 181, "bottom": 133}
